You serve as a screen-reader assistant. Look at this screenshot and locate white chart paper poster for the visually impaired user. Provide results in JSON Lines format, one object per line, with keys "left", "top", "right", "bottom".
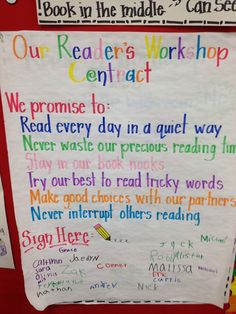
{"left": 0, "top": 176, "right": 14, "bottom": 268}
{"left": 0, "top": 31, "right": 236, "bottom": 310}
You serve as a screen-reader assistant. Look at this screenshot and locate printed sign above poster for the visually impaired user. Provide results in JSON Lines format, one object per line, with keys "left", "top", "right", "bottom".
{"left": 0, "top": 31, "right": 236, "bottom": 311}
{"left": 36, "top": 0, "right": 236, "bottom": 26}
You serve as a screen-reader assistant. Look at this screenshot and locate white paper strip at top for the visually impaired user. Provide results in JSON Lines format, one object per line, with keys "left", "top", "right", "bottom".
{"left": 36, "top": 0, "right": 236, "bottom": 26}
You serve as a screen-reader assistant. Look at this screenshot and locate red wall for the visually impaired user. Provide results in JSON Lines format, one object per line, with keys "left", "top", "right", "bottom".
{"left": 0, "top": 1, "right": 234, "bottom": 313}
